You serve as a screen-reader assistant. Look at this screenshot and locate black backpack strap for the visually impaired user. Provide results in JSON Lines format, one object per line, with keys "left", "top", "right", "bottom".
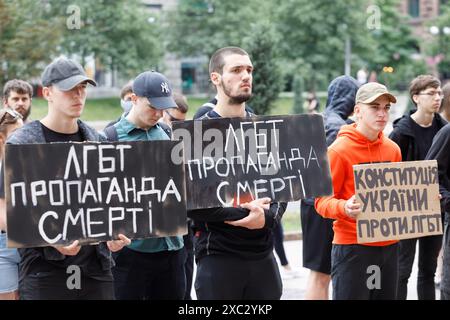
{"left": 158, "top": 122, "right": 172, "bottom": 138}
{"left": 103, "top": 125, "right": 119, "bottom": 142}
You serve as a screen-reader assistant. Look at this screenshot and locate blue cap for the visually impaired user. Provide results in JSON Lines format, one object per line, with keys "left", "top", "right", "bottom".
{"left": 132, "top": 71, "right": 176, "bottom": 110}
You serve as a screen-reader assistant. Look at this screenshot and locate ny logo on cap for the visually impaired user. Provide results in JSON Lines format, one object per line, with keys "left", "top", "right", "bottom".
{"left": 161, "top": 82, "right": 170, "bottom": 93}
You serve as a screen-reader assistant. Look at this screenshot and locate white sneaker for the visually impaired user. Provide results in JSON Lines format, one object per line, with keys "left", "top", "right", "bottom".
{"left": 280, "top": 265, "right": 300, "bottom": 280}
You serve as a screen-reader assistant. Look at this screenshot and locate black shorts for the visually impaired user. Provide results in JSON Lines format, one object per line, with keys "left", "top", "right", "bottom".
{"left": 300, "top": 200, "right": 334, "bottom": 275}
{"left": 331, "top": 243, "right": 398, "bottom": 300}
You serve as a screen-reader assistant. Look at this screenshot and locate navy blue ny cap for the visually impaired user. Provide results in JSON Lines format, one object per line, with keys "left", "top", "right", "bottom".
{"left": 132, "top": 71, "right": 176, "bottom": 110}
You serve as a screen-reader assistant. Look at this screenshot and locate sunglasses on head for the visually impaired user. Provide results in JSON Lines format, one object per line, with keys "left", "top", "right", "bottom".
{"left": 165, "top": 110, "right": 184, "bottom": 122}
{"left": 0, "top": 108, "right": 23, "bottom": 126}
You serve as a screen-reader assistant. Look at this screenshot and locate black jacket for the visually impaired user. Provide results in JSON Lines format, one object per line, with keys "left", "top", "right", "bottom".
{"left": 303, "top": 76, "right": 359, "bottom": 207}
{"left": 6, "top": 120, "right": 113, "bottom": 275}
{"left": 389, "top": 112, "right": 447, "bottom": 161}
{"left": 188, "top": 202, "right": 287, "bottom": 260}
{"left": 426, "top": 124, "right": 450, "bottom": 213}
{"left": 188, "top": 110, "right": 287, "bottom": 260}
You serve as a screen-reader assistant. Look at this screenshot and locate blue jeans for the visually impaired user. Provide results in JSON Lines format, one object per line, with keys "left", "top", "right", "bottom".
{"left": 0, "top": 232, "right": 20, "bottom": 294}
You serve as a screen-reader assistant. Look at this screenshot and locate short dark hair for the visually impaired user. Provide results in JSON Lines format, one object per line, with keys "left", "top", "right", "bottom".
{"left": 209, "top": 46, "right": 249, "bottom": 75}
{"left": 173, "top": 92, "right": 188, "bottom": 113}
{"left": 3, "top": 79, "right": 33, "bottom": 100}
{"left": 440, "top": 82, "right": 450, "bottom": 113}
{"left": 120, "top": 82, "right": 133, "bottom": 99}
{"left": 409, "top": 75, "right": 441, "bottom": 105}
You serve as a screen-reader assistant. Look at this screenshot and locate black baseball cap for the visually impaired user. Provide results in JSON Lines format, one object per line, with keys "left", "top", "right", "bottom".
{"left": 41, "top": 57, "right": 97, "bottom": 91}
{"left": 132, "top": 71, "right": 176, "bottom": 110}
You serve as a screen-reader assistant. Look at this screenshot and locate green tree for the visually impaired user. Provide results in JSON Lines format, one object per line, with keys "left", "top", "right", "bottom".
{"left": 275, "top": 0, "right": 371, "bottom": 90}
{"left": 0, "top": 0, "right": 62, "bottom": 84}
{"left": 243, "top": 22, "right": 283, "bottom": 115}
{"left": 292, "top": 75, "right": 304, "bottom": 114}
{"left": 364, "top": 0, "right": 418, "bottom": 79}
{"left": 45, "top": 0, "right": 163, "bottom": 81}
{"left": 165, "top": 0, "right": 273, "bottom": 58}
{"left": 427, "top": 3, "right": 450, "bottom": 78}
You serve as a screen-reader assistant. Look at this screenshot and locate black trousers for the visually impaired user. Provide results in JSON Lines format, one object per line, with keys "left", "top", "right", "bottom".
{"left": 195, "top": 252, "right": 282, "bottom": 300}
{"left": 397, "top": 235, "right": 442, "bottom": 300}
{"left": 331, "top": 243, "right": 398, "bottom": 300}
{"left": 183, "top": 221, "right": 195, "bottom": 300}
{"left": 441, "top": 215, "right": 450, "bottom": 300}
{"left": 301, "top": 201, "right": 333, "bottom": 274}
{"left": 273, "top": 223, "right": 289, "bottom": 266}
{"left": 112, "top": 247, "right": 186, "bottom": 300}
{"left": 19, "top": 270, "right": 114, "bottom": 300}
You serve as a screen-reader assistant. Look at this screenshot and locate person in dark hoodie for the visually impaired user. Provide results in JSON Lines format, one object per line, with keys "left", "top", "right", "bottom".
{"left": 301, "top": 75, "right": 359, "bottom": 299}
{"left": 389, "top": 75, "right": 446, "bottom": 300}
{"left": 426, "top": 119, "right": 450, "bottom": 300}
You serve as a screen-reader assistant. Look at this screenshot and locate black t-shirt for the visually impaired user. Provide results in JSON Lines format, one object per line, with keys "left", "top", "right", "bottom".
{"left": 8, "top": 122, "right": 111, "bottom": 280}
{"left": 41, "top": 122, "right": 84, "bottom": 143}
{"left": 411, "top": 116, "right": 442, "bottom": 160}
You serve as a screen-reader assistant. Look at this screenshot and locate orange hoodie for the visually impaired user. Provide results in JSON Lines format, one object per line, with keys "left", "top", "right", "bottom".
{"left": 315, "top": 123, "right": 402, "bottom": 246}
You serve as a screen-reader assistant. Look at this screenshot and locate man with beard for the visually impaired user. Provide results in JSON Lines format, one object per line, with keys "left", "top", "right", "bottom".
{"left": 188, "top": 46, "right": 287, "bottom": 299}
{"left": 2, "top": 80, "right": 33, "bottom": 122}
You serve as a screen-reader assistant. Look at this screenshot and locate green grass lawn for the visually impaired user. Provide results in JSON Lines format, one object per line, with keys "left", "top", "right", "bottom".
{"left": 30, "top": 96, "right": 298, "bottom": 122}
{"left": 30, "top": 97, "right": 123, "bottom": 121}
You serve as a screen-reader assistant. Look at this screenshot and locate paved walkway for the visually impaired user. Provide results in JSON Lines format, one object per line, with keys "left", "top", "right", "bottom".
{"left": 188, "top": 238, "right": 440, "bottom": 300}
{"left": 277, "top": 239, "right": 441, "bottom": 300}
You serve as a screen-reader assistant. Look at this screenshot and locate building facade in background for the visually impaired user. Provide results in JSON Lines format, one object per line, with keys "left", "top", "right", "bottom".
{"left": 400, "top": 0, "right": 446, "bottom": 38}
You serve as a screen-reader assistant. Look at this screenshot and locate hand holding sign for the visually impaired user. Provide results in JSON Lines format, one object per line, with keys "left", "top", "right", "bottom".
{"left": 344, "top": 195, "right": 361, "bottom": 220}
{"left": 250, "top": 197, "right": 272, "bottom": 210}
{"left": 5, "top": 141, "right": 187, "bottom": 248}
{"left": 53, "top": 240, "right": 81, "bottom": 256}
{"left": 353, "top": 161, "right": 442, "bottom": 243}
{"left": 225, "top": 197, "right": 271, "bottom": 229}
{"left": 107, "top": 234, "right": 131, "bottom": 252}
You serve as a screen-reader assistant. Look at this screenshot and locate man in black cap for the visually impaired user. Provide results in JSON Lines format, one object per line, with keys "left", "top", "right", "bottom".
{"left": 106, "top": 71, "right": 186, "bottom": 300}
{"left": 0, "top": 57, "right": 130, "bottom": 300}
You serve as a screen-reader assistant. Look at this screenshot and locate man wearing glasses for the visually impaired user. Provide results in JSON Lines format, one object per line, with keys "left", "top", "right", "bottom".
{"left": 389, "top": 75, "right": 447, "bottom": 300}
{"left": 161, "top": 93, "right": 188, "bottom": 127}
